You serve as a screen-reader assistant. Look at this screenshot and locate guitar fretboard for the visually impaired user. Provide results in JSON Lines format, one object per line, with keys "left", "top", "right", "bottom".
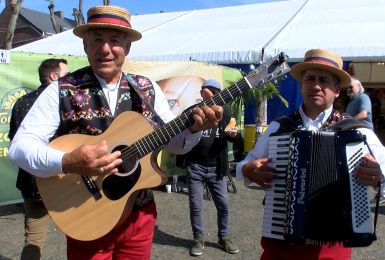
{"left": 121, "top": 52, "right": 289, "bottom": 162}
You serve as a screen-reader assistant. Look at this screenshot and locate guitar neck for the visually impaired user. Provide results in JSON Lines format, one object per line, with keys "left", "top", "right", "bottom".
{"left": 130, "top": 52, "right": 290, "bottom": 160}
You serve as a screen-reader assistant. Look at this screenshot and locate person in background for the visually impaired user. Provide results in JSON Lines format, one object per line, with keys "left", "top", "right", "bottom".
{"left": 8, "top": 5, "right": 222, "bottom": 260}
{"left": 346, "top": 78, "right": 385, "bottom": 204}
{"left": 236, "top": 49, "right": 385, "bottom": 260}
{"left": 158, "top": 75, "right": 206, "bottom": 192}
{"left": 8, "top": 58, "right": 69, "bottom": 260}
{"left": 371, "top": 91, "right": 385, "bottom": 203}
{"left": 346, "top": 77, "right": 374, "bottom": 129}
{"left": 179, "top": 79, "right": 239, "bottom": 256}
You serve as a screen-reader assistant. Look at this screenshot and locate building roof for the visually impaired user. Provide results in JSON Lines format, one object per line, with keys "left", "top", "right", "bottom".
{"left": 20, "top": 7, "right": 75, "bottom": 35}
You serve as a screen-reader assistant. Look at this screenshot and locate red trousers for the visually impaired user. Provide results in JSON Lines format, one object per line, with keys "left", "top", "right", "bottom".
{"left": 67, "top": 201, "right": 157, "bottom": 260}
{"left": 260, "top": 237, "right": 352, "bottom": 260}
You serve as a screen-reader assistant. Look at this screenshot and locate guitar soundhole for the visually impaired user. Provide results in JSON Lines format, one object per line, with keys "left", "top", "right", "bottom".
{"left": 112, "top": 145, "right": 137, "bottom": 173}
{"left": 102, "top": 145, "right": 141, "bottom": 200}
{"left": 102, "top": 164, "right": 141, "bottom": 200}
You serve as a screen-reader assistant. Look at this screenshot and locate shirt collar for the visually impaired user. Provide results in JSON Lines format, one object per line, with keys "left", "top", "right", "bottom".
{"left": 94, "top": 72, "right": 122, "bottom": 90}
{"left": 298, "top": 105, "right": 333, "bottom": 131}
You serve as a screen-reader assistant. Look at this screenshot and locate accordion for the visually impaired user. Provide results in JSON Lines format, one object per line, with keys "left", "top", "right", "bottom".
{"left": 263, "top": 129, "right": 376, "bottom": 247}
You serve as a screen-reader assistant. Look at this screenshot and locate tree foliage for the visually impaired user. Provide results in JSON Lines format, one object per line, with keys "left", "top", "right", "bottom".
{"left": 227, "top": 73, "right": 288, "bottom": 129}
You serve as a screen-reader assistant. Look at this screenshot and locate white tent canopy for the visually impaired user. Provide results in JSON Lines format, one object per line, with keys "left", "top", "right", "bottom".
{"left": 13, "top": 0, "right": 385, "bottom": 63}
{"left": 265, "top": 0, "right": 385, "bottom": 61}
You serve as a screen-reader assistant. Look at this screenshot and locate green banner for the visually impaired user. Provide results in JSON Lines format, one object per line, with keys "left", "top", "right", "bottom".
{"left": 0, "top": 52, "right": 89, "bottom": 205}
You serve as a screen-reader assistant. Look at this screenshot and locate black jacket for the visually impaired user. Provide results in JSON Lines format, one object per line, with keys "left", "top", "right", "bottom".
{"left": 176, "top": 107, "right": 236, "bottom": 176}
{"left": 9, "top": 85, "right": 47, "bottom": 200}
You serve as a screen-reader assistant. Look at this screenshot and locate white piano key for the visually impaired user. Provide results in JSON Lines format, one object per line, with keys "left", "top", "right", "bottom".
{"left": 264, "top": 196, "right": 285, "bottom": 202}
{"left": 263, "top": 224, "right": 285, "bottom": 234}
{"left": 263, "top": 206, "right": 286, "bottom": 215}
{"left": 263, "top": 217, "right": 286, "bottom": 227}
{"left": 262, "top": 232, "right": 285, "bottom": 240}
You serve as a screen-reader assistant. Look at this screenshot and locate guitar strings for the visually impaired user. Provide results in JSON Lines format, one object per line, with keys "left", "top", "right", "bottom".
{"left": 117, "top": 73, "right": 267, "bottom": 160}
{"left": 117, "top": 64, "right": 278, "bottom": 162}
{"left": 117, "top": 77, "right": 253, "bottom": 161}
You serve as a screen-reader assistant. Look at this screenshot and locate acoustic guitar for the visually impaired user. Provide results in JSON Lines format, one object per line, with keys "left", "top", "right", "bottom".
{"left": 36, "top": 52, "right": 290, "bottom": 241}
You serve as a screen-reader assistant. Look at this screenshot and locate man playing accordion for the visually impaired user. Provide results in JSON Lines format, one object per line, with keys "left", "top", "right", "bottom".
{"left": 236, "top": 49, "right": 385, "bottom": 260}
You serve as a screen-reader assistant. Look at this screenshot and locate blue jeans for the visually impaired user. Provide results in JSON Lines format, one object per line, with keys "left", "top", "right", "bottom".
{"left": 186, "top": 162, "right": 230, "bottom": 238}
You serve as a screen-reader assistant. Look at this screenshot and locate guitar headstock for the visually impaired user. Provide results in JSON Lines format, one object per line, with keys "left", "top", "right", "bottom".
{"left": 173, "top": 53, "right": 290, "bottom": 133}
{"left": 245, "top": 52, "right": 290, "bottom": 88}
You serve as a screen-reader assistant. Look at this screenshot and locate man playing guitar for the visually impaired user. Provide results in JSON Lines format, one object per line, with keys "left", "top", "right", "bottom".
{"left": 8, "top": 5, "right": 223, "bottom": 260}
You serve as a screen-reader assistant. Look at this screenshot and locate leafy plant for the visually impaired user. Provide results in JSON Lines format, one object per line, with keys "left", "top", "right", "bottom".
{"left": 225, "top": 75, "right": 288, "bottom": 130}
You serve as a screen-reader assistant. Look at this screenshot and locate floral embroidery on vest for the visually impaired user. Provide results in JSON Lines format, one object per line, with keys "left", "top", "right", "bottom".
{"left": 130, "top": 74, "right": 157, "bottom": 124}
{"left": 56, "top": 67, "right": 157, "bottom": 136}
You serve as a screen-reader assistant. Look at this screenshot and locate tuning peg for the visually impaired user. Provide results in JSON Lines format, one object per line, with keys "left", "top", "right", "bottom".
{"left": 278, "top": 52, "right": 288, "bottom": 63}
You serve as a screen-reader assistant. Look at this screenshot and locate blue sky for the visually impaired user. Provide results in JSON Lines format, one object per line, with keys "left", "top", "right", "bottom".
{"left": 1, "top": 0, "right": 279, "bottom": 18}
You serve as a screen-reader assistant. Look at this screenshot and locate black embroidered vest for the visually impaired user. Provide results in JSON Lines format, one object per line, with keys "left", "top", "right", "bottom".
{"left": 56, "top": 66, "right": 157, "bottom": 207}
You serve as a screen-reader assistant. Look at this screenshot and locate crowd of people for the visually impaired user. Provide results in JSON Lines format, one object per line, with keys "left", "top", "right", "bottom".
{"left": 7, "top": 4, "right": 385, "bottom": 260}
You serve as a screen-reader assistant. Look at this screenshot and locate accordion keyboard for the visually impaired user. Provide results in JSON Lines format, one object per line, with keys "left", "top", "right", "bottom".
{"left": 262, "top": 133, "right": 290, "bottom": 240}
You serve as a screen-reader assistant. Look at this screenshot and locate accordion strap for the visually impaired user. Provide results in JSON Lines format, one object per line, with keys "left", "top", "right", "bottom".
{"left": 364, "top": 139, "right": 380, "bottom": 241}
{"left": 373, "top": 183, "right": 381, "bottom": 240}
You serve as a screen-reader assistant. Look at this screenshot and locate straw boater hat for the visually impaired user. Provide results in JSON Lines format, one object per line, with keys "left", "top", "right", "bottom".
{"left": 290, "top": 49, "right": 351, "bottom": 87}
{"left": 73, "top": 6, "right": 142, "bottom": 41}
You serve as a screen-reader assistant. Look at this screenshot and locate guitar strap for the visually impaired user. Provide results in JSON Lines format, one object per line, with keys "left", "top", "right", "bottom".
{"left": 125, "top": 73, "right": 165, "bottom": 127}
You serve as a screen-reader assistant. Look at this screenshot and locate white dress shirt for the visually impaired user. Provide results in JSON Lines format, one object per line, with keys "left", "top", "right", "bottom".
{"left": 8, "top": 73, "right": 201, "bottom": 177}
{"left": 236, "top": 105, "right": 385, "bottom": 186}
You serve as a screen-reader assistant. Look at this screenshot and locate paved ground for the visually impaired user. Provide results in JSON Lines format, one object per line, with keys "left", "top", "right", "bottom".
{"left": 1, "top": 179, "right": 385, "bottom": 260}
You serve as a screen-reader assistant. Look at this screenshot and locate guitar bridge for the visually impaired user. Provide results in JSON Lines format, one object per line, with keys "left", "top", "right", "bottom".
{"left": 81, "top": 176, "right": 102, "bottom": 200}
